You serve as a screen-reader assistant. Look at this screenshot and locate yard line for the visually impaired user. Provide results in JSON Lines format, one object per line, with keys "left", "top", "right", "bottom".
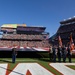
{"left": 50, "top": 63, "right": 75, "bottom": 75}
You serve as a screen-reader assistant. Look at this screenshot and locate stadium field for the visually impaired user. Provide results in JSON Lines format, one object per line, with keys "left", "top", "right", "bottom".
{"left": 0, "top": 58, "right": 75, "bottom": 75}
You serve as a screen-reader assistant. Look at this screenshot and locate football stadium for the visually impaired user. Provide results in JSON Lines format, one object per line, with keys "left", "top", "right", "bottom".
{"left": 50, "top": 17, "right": 75, "bottom": 56}
{"left": 0, "top": 17, "right": 75, "bottom": 75}
{"left": 0, "top": 24, "right": 49, "bottom": 58}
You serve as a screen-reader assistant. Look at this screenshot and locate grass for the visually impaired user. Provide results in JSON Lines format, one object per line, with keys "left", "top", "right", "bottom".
{"left": 0, "top": 58, "right": 75, "bottom": 75}
{"left": 67, "top": 65, "right": 75, "bottom": 70}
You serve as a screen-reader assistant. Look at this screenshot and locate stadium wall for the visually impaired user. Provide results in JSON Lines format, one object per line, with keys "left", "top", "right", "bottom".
{"left": 0, "top": 51, "right": 49, "bottom": 58}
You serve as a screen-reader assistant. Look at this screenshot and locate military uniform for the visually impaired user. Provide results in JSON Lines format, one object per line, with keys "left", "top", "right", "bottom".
{"left": 49, "top": 46, "right": 53, "bottom": 62}
{"left": 67, "top": 46, "right": 72, "bottom": 63}
{"left": 52, "top": 46, "right": 57, "bottom": 62}
{"left": 57, "top": 46, "right": 62, "bottom": 62}
{"left": 62, "top": 46, "right": 67, "bottom": 62}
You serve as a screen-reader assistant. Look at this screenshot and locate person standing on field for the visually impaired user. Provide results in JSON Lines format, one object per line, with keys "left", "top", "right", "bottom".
{"left": 12, "top": 48, "right": 17, "bottom": 63}
{"left": 49, "top": 45, "right": 53, "bottom": 62}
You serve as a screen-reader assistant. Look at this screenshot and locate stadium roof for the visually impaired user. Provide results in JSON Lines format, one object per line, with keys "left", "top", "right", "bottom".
{"left": 60, "top": 17, "right": 75, "bottom": 24}
{"left": 1, "top": 24, "right": 26, "bottom": 28}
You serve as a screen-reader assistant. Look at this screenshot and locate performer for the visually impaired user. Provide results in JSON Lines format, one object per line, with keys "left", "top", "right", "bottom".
{"left": 12, "top": 48, "right": 17, "bottom": 63}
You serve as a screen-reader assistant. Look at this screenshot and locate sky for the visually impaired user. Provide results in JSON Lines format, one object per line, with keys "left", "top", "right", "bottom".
{"left": 0, "top": 0, "right": 75, "bottom": 37}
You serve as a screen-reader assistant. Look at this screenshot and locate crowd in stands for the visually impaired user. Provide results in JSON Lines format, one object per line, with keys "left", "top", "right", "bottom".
{"left": 0, "top": 31, "right": 50, "bottom": 49}
{"left": 56, "top": 33, "right": 70, "bottom": 39}
{"left": 0, "top": 40, "right": 49, "bottom": 48}
{"left": 2, "top": 34, "right": 48, "bottom": 40}
{"left": 53, "top": 22, "right": 75, "bottom": 46}
{"left": 0, "top": 40, "right": 12, "bottom": 47}
{"left": 0, "top": 33, "right": 49, "bottom": 48}
{"left": 57, "top": 23, "right": 75, "bottom": 34}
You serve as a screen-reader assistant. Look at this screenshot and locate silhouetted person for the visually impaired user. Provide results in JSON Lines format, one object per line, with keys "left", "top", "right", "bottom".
{"left": 49, "top": 46, "right": 53, "bottom": 62}
{"left": 12, "top": 48, "right": 17, "bottom": 63}
{"left": 52, "top": 46, "right": 57, "bottom": 62}
{"left": 67, "top": 45, "right": 72, "bottom": 63}
{"left": 62, "top": 45, "right": 67, "bottom": 62}
{"left": 57, "top": 46, "right": 62, "bottom": 62}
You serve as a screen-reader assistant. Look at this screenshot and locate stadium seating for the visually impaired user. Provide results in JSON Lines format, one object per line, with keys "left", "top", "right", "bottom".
{"left": 50, "top": 18, "right": 75, "bottom": 46}
{"left": 0, "top": 34, "right": 49, "bottom": 49}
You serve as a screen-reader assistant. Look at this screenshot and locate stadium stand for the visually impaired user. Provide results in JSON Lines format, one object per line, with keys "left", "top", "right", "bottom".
{"left": 50, "top": 17, "right": 75, "bottom": 46}
{"left": 0, "top": 24, "right": 50, "bottom": 51}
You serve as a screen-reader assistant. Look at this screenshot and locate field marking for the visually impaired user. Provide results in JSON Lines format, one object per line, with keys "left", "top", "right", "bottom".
{"left": 9, "top": 63, "right": 53, "bottom": 75}
{"left": 50, "top": 63, "right": 75, "bottom": 75}
{"left": 0, "top": 63, "right": 75, "bottom": 75}
{"left": 0, "top": 64, "right": 8, "bottom": 75}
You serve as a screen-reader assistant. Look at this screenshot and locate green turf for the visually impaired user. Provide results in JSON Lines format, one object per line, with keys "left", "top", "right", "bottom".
{"left": 67, "top": 65, "right": 75, "bottom": 70}
{"left": 0, "top": 58, "right": 75, "bottom": 75}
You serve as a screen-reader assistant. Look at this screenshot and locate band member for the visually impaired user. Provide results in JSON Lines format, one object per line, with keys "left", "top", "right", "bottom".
{"left": 12, "top": 48, "right": 17, "bottom": 63}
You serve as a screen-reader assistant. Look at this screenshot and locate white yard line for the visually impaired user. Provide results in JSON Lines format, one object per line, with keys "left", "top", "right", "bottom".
{"left": 0, "top": 64, "right": 8, "bottom": 75}
{"left": 50, "top": 63, "right": 75, "bottom": 75}
{"left": 0, "top": 63, "right": 75, "bottom": 75}
{"left": 9, "top": 63, "right": 53, "bottom": 75}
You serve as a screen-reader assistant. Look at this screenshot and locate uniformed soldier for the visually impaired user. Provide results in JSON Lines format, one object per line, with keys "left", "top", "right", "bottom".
{"left": 57, "top": 45, "right": 62, "bottom": 62}
{"left": 52, "top": 46, "right": 57, "bottom": 62}
{"left": 67, "top": 45, "right": 72, "bottom": 63}
{"left": 49, "top": 45, "right": 53, "bottom": 62}
{"left": 62, "top": 45, "right": 67, "bottom": 62}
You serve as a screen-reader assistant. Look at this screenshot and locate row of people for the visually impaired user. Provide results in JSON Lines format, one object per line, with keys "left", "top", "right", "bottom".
{"left": 2, "top": 34, "right": 48, "bottom": 40}
{"left": 57, "top": 23, "right": 75, "bottom": 33}
{"left": 0, "top": 40, "right": 49, "bottom": 48}
{"left": 49, "top": 45, "right": 72, "bottom": 63}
